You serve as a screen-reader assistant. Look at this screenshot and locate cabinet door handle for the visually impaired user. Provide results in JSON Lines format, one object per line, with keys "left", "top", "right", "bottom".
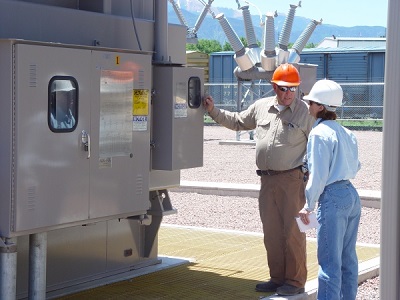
{"left": 81, "top": 130, "right": 91, "bottom": 159}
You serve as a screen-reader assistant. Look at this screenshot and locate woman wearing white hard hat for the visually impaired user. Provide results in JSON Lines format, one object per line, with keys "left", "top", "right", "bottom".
{"left": 298, "top": 79, "right": 361, "bottom": 300}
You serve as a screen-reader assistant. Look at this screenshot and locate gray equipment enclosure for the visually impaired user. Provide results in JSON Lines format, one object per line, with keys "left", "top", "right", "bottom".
{"left": 1, "top": 40, "right": 153, "bottom": 236}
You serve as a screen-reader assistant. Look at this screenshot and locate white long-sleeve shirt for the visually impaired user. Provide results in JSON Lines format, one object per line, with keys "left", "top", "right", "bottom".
{"left": 304, "top": 118, "right": 361, "bottom": 211}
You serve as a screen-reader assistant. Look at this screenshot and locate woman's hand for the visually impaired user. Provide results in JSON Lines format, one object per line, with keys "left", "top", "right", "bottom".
{"left": 298, "top": 208, "right": 312, "bottom": 225}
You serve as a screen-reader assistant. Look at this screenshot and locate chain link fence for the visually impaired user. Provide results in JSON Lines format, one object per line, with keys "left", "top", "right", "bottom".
{"left": 205, "top": 82, "right": 384, "bottom": 120}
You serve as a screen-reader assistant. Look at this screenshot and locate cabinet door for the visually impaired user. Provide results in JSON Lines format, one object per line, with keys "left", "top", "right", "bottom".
{"left": 14, "top": 44, "right": 91, "bottom": 232}
{"left": 88, "top": 51, "right": 151, "bottom": 219}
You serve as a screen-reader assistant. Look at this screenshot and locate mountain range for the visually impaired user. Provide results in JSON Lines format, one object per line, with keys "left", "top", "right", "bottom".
{"left": 168, "top": 1, "right": 387, "bottom": 46}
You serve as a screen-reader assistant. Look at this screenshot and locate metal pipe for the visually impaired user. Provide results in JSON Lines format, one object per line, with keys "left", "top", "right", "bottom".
{"left": 263, "top": 12, "right": 277, "bottom": 53}
{"left": 241, "top": 5, "right": 257, "bottom": 48}
{"left": 293, "top": 19, "right": 321, "bottom": 53}
{"left": 236, "top": 81, "right": 243, "bottom": 141}
{"left": 215, "top": 13, "right": 245, "bottom": 55}
{"left": 380, "top": 0, "right": 400, "bottom": 298}
{"left": 215, "top": 13, "right": 255, "bottom": 71}
{"left": 28, "top": 232, "right": 47, "bottom": 300}
{"left": 278, "top": 2, "right": 301, "bottom": 50}
{"left": 288, "top": 19, "right": 322, "bottom": 63}
{"left": 261, "top": 11, "right": 277, "bottom": 71}
{"left": 192, "top": 0, "right": 214, "bottom": 34}
{"left": 154, "top": 0, "right": 169, "bottom": 63}
{"left": 168, "top": 0, "right": 188, "bottom": 27}
{"left": 241, "top": 5, "right": 262, "bottom": 64}
{"left": 276, "top": 2, "right": 300, "bottom": 65}
{"left": 0, "top": 238, "right": 17, "bottom": 300}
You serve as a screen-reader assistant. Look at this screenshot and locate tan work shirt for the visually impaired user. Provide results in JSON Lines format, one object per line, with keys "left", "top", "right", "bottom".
{"left": 209, "top": 96, "right": 315, "bottom": 171}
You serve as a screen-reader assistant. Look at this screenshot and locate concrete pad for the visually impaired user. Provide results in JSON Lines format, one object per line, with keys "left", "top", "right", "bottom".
{"left": 172, "top": 181, "right": 381, "bottom": 208}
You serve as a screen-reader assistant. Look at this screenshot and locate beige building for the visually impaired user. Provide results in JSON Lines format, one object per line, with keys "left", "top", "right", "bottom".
{"left": 317, "top": 37, "right": 386, "bottom": 48}
{"left": 186, "top": 50, "right": 209, "bottom": 82}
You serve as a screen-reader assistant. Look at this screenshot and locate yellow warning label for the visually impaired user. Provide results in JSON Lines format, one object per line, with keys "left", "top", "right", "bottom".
{"left": 116, "top": 56, "right": 120, "bottom": 65}
{"left": 133, "top": 89, "right": 149, "bottom": 116}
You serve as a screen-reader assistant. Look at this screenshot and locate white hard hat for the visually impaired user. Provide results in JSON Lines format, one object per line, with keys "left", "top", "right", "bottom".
{"left": 303, "top": 79, "right": 343, "bottom": 112}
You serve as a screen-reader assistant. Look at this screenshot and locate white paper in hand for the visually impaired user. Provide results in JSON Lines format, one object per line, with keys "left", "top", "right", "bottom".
{"left": 296, "top": 212, "right": 319, "bottom": 232}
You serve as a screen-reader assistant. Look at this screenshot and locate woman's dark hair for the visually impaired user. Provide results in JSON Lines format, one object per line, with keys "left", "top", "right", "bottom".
{"left": 316, "top": 107, "right": 337, "bottom": 120}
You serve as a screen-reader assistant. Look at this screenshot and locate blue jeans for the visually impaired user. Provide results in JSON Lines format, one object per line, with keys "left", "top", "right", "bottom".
{"left": 316, "top": 180, "right": 361, "bottom": 300}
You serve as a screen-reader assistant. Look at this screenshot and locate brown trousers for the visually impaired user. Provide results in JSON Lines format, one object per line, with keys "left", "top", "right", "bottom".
{"left": 258, "top": 168, "right": 307, "bottom": 288}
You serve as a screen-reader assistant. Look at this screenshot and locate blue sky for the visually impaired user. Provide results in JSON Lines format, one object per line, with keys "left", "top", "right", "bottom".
{"left": 213, "top": 0, "right": 388, "bottom": 27}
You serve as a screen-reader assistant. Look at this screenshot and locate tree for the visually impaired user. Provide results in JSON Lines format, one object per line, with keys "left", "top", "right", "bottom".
{"left": 186, "top": 39, "right": 222, "bottom": 54}
{"left": 305, "top": 42, "right": 316, "bottom": 48}
{"left": 240, "top": 37, "right": 248, "bottom": 48}
{"left": 186, "top": 38, "right": 315, "bottom": 54}
{"left": 222, "top": 41, "right": 233, "bottom": 51}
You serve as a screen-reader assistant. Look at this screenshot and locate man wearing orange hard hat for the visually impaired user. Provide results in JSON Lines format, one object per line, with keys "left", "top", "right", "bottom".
{"left": 204, "top": 63, "right": 315, "bottom": 296}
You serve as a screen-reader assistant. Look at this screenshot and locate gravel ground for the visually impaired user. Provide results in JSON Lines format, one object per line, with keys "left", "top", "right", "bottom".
{"left": 163, "top": 125, "right": 382, "bottom": 299}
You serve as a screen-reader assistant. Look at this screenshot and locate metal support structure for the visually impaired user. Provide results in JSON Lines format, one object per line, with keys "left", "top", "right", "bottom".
{"left": 192, "top": 0, "right": 214, "bottom": 37}
{"left": 28, "top": 232, "right": 47, "bottom": 300}
{"left": 0, "top": 237, "right": 17, "bottom": 300}
{"left": 169, "top": 0, "right": 214, "bottom": 43}
{"left": 168, "top": 0, "right": 188, "bottom": 27}
{"left": 144, "top": 190, "right": 177, "bottom": 257}
{"left": 236, "top": 81, "right": 244, "bottom": 141}
{"left": 380, "top": 0, "right": 400, "bottom": 298}
{"left": 236, "top": 80, "right": 272, "bottom": 141}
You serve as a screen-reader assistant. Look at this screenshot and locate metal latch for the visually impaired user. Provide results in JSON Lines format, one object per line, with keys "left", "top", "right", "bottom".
{"left": 81, "top": 130, "right": 91, "bottom": 158}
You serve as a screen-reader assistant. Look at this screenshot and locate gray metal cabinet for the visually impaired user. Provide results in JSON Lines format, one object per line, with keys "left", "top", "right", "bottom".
{"left": 0, "top": 40, "right": 152, "bottom": 237}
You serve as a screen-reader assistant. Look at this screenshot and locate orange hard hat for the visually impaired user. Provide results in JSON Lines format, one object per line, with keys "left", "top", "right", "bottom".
{"left": 271, "top": 63, "right": 301, "bottom": 87}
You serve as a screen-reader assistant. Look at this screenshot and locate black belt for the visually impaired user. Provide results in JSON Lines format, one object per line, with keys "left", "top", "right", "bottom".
{"left": 256, "top": 166, "right": 302, "bottom": 176}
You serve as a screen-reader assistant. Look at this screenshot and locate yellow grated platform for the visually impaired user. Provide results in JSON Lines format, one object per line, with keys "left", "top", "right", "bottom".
{"left": 58, "top": 225, "right": 380, "bottom": 299}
